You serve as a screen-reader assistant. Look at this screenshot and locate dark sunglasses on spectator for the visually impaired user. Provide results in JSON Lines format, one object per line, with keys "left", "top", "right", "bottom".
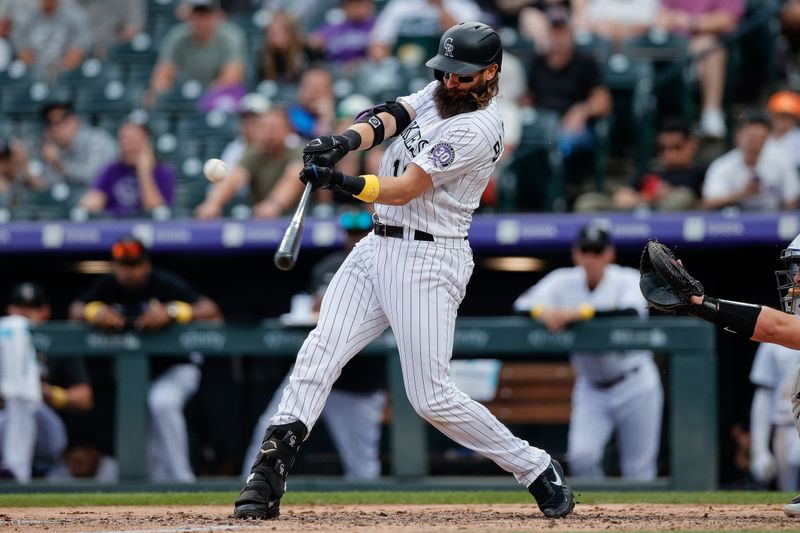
{"left": 579, "top": 246, "right": 606, "bottom": 254}
{"left": 657, "top": 142, "right": 684, "bottom": 153}
{"left": 443, "top": 71, "right": 477, "bottom": 84}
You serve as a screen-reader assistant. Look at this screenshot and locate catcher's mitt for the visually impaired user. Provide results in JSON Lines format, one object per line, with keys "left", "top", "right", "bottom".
{"left": 639, "top": 240, "right": 704, "bottom": 312}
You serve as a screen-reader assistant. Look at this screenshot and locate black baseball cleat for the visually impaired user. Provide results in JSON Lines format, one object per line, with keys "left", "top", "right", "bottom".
{"left": 528, "top": 459, "right": 575, "bottom": 518}
{"left": 234, "top": 421, "right": 307, "bottom": 520}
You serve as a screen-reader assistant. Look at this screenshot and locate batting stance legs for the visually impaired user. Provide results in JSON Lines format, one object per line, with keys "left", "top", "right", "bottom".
{"left": 236, "top": 236, "right": 565, "bottom": 518}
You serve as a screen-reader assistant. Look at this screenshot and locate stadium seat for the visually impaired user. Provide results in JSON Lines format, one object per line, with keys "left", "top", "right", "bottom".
{"left": 574, "top": 30, "right": 612, "bottom": 63}
{"left": 153, "top": 79, "right": 204, "bottom": 116}
{"left": 57, "top": 58, "right": 123, "bottom": 92}
{"left": 73, "top": 80, "right": 143, "bottom": 122}
{"left": 172, "top": 156, "right": 210, "bottom": 217}
{"left": 498, "top": 108, "right": 565, "bottom": 212}
{"left": 107, "top": 33, "right": 158, "bottom": 75}
{"left": 175, "top": 110, "right": 238, "bottom": 142}
{"left": 1, "top": 82, "right": 70, "bottom": 121}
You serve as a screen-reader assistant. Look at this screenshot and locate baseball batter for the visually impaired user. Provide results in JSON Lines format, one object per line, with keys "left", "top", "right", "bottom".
{"left": 513, "top": 224, "right": 663, "bottom": 480}
{"left": 749, "top": 342, "right": 800, "bottom": 491}
{"left": 639, "top": 234, "right": 800, "bottom": 516}
{"left": 235, "top": 22, "right": 574, "bottom": 520}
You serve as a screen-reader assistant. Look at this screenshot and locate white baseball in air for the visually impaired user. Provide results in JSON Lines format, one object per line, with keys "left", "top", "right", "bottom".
{"left": 203, "top": 158, "right": 227, "bottom": 182}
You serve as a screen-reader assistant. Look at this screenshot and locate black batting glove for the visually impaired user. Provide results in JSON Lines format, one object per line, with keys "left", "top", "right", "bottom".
{"left": 302, "top": 135, "right": 352, "bottom": 168}
{"left": 299, "top": 164, "right": 345, "bottom": 191}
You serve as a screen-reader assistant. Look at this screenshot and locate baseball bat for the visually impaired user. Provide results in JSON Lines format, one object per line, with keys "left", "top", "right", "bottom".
{"left": 274, "top": 181, "right": 313, "bottom": 271}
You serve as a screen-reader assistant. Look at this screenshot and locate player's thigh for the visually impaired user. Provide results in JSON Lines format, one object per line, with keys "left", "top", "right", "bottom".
{"left": 568, "top": 379, "right": 614, "bottom": 458}
{"left": 148, "top": 364, "right": 201, "bottom": 410}
{"left": 33, "top": 405, "right": 67, "bottom": 460}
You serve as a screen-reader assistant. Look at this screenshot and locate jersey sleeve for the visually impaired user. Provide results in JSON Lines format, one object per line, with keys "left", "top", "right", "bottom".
{"left": 412, "top": 115, "right": 499, "bottom": 187}
{"left": 616, "top": 268, "right": 648, "bottom": 317}
{"left": 397, "top": 81, "right": 436, "bottom": 115}
{"left": 750, "top": 343, "right": 777, "bottom": 388}
{"left": 79, "top": 275, "right": 116, "bottom": 303}
{"left": 512, "top": 271, "right": 562, "bottom": 312}
{"left": 153, "top": 270, "right": 202, "bottom": 303}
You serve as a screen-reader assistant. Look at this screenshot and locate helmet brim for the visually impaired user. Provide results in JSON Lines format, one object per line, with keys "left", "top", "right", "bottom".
{"left": 425, "top": 55, "right": 489, "bottom": 75}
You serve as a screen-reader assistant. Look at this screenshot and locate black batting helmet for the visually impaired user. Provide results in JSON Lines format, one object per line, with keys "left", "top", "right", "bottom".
{"left": 425, "top": 22, "right": 502, "bottom": 81}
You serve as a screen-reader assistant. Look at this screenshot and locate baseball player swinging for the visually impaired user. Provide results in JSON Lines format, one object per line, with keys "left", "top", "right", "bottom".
{"left": 235, "top": 22, "right": 575, "bottom": 520}
{"left": 639, "top": 237, "right": 800, "bottom": 515}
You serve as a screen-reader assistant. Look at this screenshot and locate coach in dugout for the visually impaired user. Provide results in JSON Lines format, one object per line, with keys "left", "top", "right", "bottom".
{"left": 69, "top": 236, "right": 222, "bottom": 482}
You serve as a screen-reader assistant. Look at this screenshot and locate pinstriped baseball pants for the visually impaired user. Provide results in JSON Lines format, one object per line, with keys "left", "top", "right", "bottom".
{"left": 272, "top": 233, "right": 551, "bottom": 486}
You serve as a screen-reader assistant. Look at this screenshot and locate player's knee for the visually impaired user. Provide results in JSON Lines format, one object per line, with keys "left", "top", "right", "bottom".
{"left": 567, "top": 445, "right": 603, "bottom": 473}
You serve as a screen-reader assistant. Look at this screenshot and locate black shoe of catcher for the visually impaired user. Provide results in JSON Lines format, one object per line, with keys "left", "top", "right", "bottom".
{"left": 528, "top": 459, "right": 575, "bottom": 518}
{"left": 234, "top": 420, "right": 307, "bottom": 520}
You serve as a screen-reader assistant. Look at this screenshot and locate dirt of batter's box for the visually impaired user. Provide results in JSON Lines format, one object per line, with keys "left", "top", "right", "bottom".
{"left": 0, "top": 503, "right": 797, "bottom": 532}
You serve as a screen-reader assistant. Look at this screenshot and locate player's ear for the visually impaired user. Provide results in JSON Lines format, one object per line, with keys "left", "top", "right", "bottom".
{"left": 484, "top": 64, "right": 499, "bottom": 81}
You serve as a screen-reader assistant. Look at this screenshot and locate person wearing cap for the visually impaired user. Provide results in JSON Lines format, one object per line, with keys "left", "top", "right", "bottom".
{"left": 766, "top": 90, "right": 800, "bottom": 170}
{"left": 144, "top": 0, "right": 246, "bottom": 107}
{"left": 195, "top": 108, "right": 304, "bottom": 219}
{"left": 522, "top": 5, "right": 611, "bottom": 189}
{"left": 219, "top": 93, "right": 270, "bottom": 171}
{"left": 78, "top": 121, "right": 176, "bottom": 218}
{"left": 702, "top": 110, "right": 800, "bottom": 211}
{"left": 32, "top": 101, "right": 117, "bottom": 188}
{"left": 242, "top": 209, "right": 387, "bottom": 480}
{"left": 0, "top": 282, "right": 93, "bottom": 483}
{"left": 513, "top": 224, "right": 663, "bottom": 480}
{"left": 308, "top": 0, "right": 376, "bottom": 70}
{"left": 68, "top": 236, "right": 222, "bottom": 482}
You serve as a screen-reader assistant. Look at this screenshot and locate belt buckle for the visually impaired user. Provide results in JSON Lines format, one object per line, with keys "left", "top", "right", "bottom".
{"left": 374, "top": 222, "right": 388, "bottom": 237}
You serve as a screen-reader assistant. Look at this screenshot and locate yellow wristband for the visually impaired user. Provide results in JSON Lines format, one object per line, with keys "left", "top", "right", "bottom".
{"left": 578, "top": 304, "right": 595, "bottom": 321}
{"left": 49, "top": 385, "right": 69, "bottom": 409}
{"left": 530, "top": 306, "right": 544, "bottom": 319}
{"left": 84, "top": 301, "right": 106, "bottom": 324}
{"left": 353, "top": 174, "right": 380, "bottom": 203}
{"left": 169, "top": 301, "right": 193, "bottom": 324}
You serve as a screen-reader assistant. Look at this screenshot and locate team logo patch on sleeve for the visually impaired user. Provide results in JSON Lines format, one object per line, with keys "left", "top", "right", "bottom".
{"left": 429, "top": 142, "right": 455, "bottom": 169}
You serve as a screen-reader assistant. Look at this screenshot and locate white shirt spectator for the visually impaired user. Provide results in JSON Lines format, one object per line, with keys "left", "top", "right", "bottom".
{"left": 703, "top": 143, "right": 800, "bottom": 211}
{"left": 370, "top": 0, "right": 483, "bottom": 49}
{"left": 767, "top": 129, "right": 800, "bottom": 170}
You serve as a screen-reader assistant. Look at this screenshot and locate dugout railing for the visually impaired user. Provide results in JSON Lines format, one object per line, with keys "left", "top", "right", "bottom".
{"left": 30, "top": 317, "right": 716, "bottom": 490}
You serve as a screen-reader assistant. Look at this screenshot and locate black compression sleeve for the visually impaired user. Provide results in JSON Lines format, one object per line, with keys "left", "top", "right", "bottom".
{"left": 690, "top": 297, "right": 762, "bottom": 337}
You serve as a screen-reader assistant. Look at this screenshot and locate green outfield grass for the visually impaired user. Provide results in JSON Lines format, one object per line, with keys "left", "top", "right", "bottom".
{"left": 0, "top": 491, "right": 794, "bottom": 507}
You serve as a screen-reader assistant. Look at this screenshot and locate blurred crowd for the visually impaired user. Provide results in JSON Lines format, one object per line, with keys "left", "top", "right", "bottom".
{"left": 0, "top": 0, "right": 799, "bottom": 218}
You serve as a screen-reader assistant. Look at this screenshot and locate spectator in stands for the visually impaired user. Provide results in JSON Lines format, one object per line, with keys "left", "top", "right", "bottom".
{"left": 0, "top": 282, "right": 93, "bottom": 483}
{"left": 77, "top": 0, "right": 145, "bottom": 57}
{"left": 194, "top": 108, "right": 304, "bottom": 219}
{"left": 657, "top": 0, "right": 745, "bottom": 139}
{"left": 220, "top": 93, "right": 270, "bottom": 170}
{"left": 571, "top": 0, "right": 658, "bottom": 41}
{"left": 576, "top": 117, "right": 706, "bottom": 211}
{"left": 145, "top": 0, "right": 246, "bottom": 107}
{"left": 766, "top": 90, "right": 800, "bottom": 169}
{"left": 258, "top": 10, "right": 317, "bottom": 84}
{"left": 34, "top": 101, "right": 117, "bottom": 188}
{"left": 367, "top": 0, "right": 483, "bottom": 61}
{"left": 309, "top": 0, "right": 376, "bottom": 72}
{"left": 523, "top": 6, "right": 611, "bottom": 183}
{"left": 288, "top": 67, "right": 336, "bottom": 139}
{"left": 78, "top": 122, "right": 175, "bottom": 218}
{"left": 69, "top": 236, "right": 222, "bottom": 482}
{"left": 0, "top": 137, "right": 44, "bottom": 209}
{"left": 702, "top": 110, "right": 800, "bottom": 211}
{"left": 13, "top": 0, "right": 90, "bottom": 80}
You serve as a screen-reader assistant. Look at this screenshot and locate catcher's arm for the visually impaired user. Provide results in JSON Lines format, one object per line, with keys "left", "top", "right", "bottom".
{"left": 639, "top": 240, "right": 764, "bottom": 339}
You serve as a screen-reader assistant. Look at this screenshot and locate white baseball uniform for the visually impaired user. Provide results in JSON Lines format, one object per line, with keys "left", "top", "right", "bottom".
{"left": 271, "top": 81, "right": 554, "bottom": 486}
{"left": 750, "top": 343, "right": 800, "bottom": 490}
{"left": 513, "top": 264, "right": 664, "bottom": 480}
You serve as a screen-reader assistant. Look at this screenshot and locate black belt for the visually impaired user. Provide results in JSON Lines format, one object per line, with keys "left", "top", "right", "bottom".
{"left": 372, "top": 222, "right": 435, "bottom": 242}
{"left": 593, "top": 366, "right": 640, "bottom": 389}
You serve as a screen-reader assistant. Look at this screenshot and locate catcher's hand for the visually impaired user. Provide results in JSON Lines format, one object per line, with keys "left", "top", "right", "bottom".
{"left": 639, "top": 240, "right": 704, "bottom": 312}
{"left": 302, "top": 135, "right": 351, "bottom": 168}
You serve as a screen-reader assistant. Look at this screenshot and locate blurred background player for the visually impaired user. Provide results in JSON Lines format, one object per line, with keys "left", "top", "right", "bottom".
{"left": 513, "top": 223, "right": 663, "bottom": 480}
{"left": 68, "top": 236, "right": 222, "bottom": 482}
{"left": 0, "top": 282, "right": 92, "bottom": 483}
{"left": 243, "top": 210, "right": 386, "bottom": 480}
{"left": 749, "top": 342, "right": 800, "bottom": 491}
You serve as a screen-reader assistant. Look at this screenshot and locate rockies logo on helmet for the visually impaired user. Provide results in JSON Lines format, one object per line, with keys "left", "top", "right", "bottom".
{"left": 444, "top": 37, "right": 454, "bottom": 58}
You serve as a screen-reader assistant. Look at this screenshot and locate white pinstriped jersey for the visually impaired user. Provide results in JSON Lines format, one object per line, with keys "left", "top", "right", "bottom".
{"left": 375, "top": 81, "right": 504, "bottom": 238}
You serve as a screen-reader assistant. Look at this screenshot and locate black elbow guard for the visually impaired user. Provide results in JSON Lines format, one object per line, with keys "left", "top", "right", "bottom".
{"left": 354, "top": 101, "right": 412, "bottom": 148}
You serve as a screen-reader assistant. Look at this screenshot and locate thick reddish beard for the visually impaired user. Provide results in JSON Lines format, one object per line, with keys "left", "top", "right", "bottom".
{"left": 433, "top": 77, "right": 489, "bottom": 119}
